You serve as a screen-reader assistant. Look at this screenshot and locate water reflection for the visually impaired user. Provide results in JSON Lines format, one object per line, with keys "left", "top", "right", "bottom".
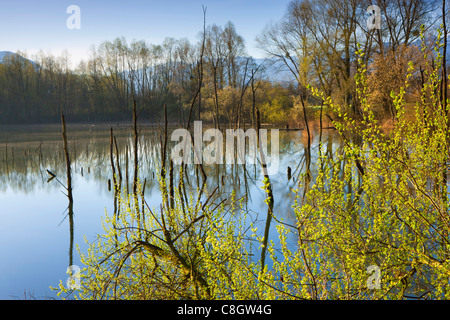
{"left": 0, "top": 123, "right": 342, "bottom": 210}
{"left": 0, "top": 123, "right": 348, "bottom": 236}
{"left": 0, "top": 122, "right": 344, "bottom": 299}
{"left": 0, "top": 123, "right": 347, "bottom": 266}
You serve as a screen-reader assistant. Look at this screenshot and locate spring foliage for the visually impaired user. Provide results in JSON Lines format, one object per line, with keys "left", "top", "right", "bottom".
{"left": 55, "top": 28, "right": 450, "bottom": 299}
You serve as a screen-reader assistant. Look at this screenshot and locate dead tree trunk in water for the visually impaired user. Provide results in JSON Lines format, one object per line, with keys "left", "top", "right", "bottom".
{"left": 110, "top": 127, "right": 122, "bottom": 216}
{"left": 61, "top": 110, "right": 75, "bottom": 267}
{"left": 61, "top": 110, "right": 73, "bottom": 204}
{"left": 133, "top": 100, "right": 139, "bottom": 196}
{"left": 114, "top": 136, "right": 122, "bottom": 183}
{"left": 160, "top": 103, "right": 175, "bottom": 210}
{"left": 110, "top": 127, "right": 117, "bottom": 191}
{"left": 300, "top": 90, "right": 311, "bottom": 152}
{"left": 256, "top": 108, "right": 274, "bottom": 273}
{"left": 185, "top": 6, "right": 207, "bottom": 182}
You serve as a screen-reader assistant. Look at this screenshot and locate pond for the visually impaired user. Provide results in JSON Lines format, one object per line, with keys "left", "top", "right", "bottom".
{"left": 0, "top": 122, "right": 341, "bottom": 299}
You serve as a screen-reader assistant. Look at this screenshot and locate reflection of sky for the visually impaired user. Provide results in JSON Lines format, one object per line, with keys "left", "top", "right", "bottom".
{"left": 0, "top": 178, "right": 109, "bottom": 299}
{"left": 0, "top": 125, "right": 343, "bottom": 299}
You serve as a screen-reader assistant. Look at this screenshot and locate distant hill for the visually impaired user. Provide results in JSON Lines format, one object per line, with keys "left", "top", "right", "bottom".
{"left": 0, "top": 51, "right": 36, "bottom": 67}
{"left": 0, "top": 51, "right": 17, "bottom": 61}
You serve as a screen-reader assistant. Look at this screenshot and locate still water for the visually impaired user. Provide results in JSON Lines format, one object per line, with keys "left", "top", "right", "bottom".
{"left": 0, "top": 122, "right": 339, "bottom": 299}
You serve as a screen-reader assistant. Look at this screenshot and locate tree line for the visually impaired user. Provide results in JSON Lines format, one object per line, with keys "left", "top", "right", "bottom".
{"left": 257, "top": 0, "right": 448, "bottom": 120}
{"left": 0, "top": 21, "right": 294, "bottom": 126}
{"left": 0, "top": 0, "right": 447, "bottom": 126}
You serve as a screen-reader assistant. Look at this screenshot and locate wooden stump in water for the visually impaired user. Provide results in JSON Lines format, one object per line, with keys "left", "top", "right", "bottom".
{"left": 61, "top": 111, "right": 73, "bottom": 204}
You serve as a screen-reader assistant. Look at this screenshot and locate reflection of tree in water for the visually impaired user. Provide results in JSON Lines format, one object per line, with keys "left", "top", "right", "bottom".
{"left": 0, "top": 123, "right": 352, "bottom": 298}
{"left": 0, "top": 124, "right": 344, "bottom": 219}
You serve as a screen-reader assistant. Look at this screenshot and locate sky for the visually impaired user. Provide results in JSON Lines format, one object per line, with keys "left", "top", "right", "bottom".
{"left": 0, "top": 0, "right": 292, "bottom": 67}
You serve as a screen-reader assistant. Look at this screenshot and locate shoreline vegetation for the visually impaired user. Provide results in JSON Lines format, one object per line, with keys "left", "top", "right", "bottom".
{"left": 54, "top": 28, "right": 450, "bottom": 299}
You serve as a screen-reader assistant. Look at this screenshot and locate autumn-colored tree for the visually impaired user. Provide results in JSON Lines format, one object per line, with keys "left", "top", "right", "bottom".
{"left": 366, "top": 43, "right": 429, "bottom": 120}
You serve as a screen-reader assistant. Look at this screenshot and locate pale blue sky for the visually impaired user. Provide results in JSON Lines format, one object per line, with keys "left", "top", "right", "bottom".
{"left": 0, "top": 0, "right": 291, "bottom": 66}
